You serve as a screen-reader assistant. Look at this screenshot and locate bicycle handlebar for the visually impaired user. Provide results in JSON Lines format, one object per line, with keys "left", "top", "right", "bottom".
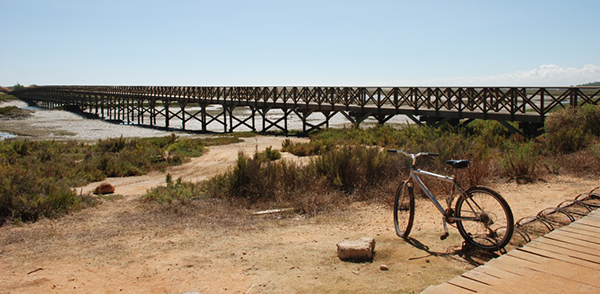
{"left": 387, "top": 149, "right": 439, "bottom": 157}
{"left": 387, "top": 149, "right": 439, "bottom": 166}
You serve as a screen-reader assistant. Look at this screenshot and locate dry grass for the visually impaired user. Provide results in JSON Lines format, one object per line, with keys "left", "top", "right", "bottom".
{"left": 554, "top": 148, "right": 600, "bottom": 177}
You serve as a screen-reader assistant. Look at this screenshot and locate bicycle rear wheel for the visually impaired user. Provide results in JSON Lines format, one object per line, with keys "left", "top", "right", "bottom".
{"left": 394, "top": 180, "right": 415, "bottom": 239}
{"left": 455, "top": 186, "right": 514, "bottom": 251}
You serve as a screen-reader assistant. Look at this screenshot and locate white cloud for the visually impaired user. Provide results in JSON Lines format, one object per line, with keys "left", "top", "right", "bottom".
{"left": 426, "top": 64, "right": 600, "bottom": 87}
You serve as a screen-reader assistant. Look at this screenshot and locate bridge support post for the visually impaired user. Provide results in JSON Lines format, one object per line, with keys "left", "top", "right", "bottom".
{"left": 179, "top": 101, "right": 188, "bottom": 130}
{"left": 227, "top": 105, "right": 255, "bottom": 132}
{"left": 200, "top": 103, "right": 207, "bottom": 132}
{"left": 164, "top": 100, "right": 170, "bottom": 129}
{"left": 341, "top": 111, "right": 369, "bottom": 128}
{"left": 199, "top": 103, "right": 227, "bottom": 132}
{"left": 259, "top": 107, "right": 290, "bottom": 133}
{"left": 519, "top": 122, "right": 545, "bottom": 138}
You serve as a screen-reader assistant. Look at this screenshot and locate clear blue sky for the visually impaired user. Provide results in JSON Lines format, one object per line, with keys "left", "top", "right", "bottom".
{"left": 1, "top": 0, "right": 599, "bottom": 87}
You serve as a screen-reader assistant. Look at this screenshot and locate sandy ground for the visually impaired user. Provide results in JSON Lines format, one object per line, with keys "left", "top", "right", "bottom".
{"left": 0, "top": 102, "right": 599, "bottom": 293}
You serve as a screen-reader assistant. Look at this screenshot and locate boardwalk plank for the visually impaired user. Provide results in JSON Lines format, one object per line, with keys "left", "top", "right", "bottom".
{"left": 516, "top": 245, "right": 600, "bottom": 270}
{"left": 538, "top": 235, "right": 600, "bottom": 256}
{"left": 531, "top": 237, "right": 600, "bottom": 259}
{"left": 573, "top": 217, "right": 600, "bottom": 228}
{"left": 559, "top": 223, "right": 600, "bottom": 237}
{"left": 467, "top": 264, "right": 599, "bottom": 294}
{"left": 444, "top": 275, "right": 493, "bottom": 293}
{"left": 548, "top": 226, "right": 600, "bottom": 244}
{"left": 460, "top": 267, "right": 525, "bottom": 294}
{"left": 421, "top": 282, "right": 476, "bottom": 294}
{"left": 509, "top": 248, "right": 600, "bottom": 286}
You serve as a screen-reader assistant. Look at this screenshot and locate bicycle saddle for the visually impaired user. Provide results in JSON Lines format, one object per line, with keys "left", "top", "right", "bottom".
{"left": 446, "top": 159, "right": 470, "bottom": 169}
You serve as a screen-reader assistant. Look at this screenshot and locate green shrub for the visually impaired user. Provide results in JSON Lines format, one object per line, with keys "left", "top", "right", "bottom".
{"left": 202, "top": 146, "right": 400, "bottom": 206}
{"left": 499, "top": 141, "right": 539, "bottom": 181}
{"left": 95, "top": 136, "right": 127, "bottom": 153}
{"left": 545, "top": 105, "right": 600, "bottom": 153}
{"left": 254, "top": 146, "right": 281, "bottom": 162}
{"left": 594, "top": 144, "right": 600, "bottom": 160}
{"left": 462, "top": 120, "right": 510, "bottom": 148}
{"left": 281, "top": 138, "right": 318, "bottom": 156}
{"left": 142, "top": 174, "right": 201, "bottom": 204}
{"left": 309, "top": 146, "right": 399, "bottom": 193}
{"left": 0, "top": 134, "right": 236, "bottom": 224}
{"left": 579, "top": 104, "right": 600, "bottom": 136}
{"left": 545, "top": 125, "right": 588, "bottom": 153}
{"left": 0, "top": 106, "right": 17, "bottom": 115}
{"left": 167, "top": 138, "right": 206, "bottom": 158}
{"left": 0, "top": 94, "right": 16, "bottom": 103}
{"left": 0, "top": 162, "right": 97, "bottom": 223}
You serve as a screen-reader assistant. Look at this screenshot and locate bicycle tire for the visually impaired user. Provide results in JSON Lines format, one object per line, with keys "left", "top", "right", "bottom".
{"left": 394, "top": 180, "right": 415, "bottom": 239}
{"left": 455, "top": 186, "right": 514, "bottom": 251}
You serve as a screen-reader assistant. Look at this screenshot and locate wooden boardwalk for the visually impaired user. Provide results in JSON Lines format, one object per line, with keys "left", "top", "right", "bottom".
{"left": 11, "top": 86, "right": 600, "bottom": 135}
{"left": 422, "top": 209, "right": 600, "bottom": 294}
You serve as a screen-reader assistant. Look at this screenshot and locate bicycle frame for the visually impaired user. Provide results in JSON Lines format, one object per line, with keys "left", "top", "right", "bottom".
{"left": 409, "top": 168, "right": 455, "bottom": 215}
{"left": 390, "top": 149, "right": 514, "bottom": 250}
{"left": 408, "top": 167, "right": 480, "bottom": 223}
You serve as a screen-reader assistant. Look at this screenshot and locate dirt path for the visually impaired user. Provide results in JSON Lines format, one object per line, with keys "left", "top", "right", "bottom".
{"left": 79, "top": 135, "right": 310, "bottom": 197}
{"left": 1, "top": 135, "right": 599, "bottom": 293}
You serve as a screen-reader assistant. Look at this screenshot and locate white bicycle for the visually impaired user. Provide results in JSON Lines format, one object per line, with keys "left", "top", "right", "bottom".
{"left": 388, "top": 150, "right": 514, "bottom": 251}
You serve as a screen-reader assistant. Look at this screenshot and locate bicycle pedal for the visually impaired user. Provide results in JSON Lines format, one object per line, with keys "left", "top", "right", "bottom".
{"left": 440, "top": 232, "right": 449, "bottom": 240}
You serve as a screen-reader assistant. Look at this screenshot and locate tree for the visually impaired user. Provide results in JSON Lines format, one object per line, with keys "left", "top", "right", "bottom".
{"left": 12, "top": 83, "right": 25, "bottom": 91}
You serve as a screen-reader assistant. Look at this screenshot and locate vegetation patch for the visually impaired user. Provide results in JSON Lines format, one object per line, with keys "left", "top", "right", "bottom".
{"left": 544, "top": 104, "right": 600, "bottom": 153}
{"left": 147, "top": 105, "right": 600, "bottom": 216}
{"left": 0, "top": 106, "right": 31, "bottom": 119}
{"left": 0, "top": 94, "right": 18, "bottom": 103}
{"left": 0, "top": 134, "right": 238, "bottom": 224}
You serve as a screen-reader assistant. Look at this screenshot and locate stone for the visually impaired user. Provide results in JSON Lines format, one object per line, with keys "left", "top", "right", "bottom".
{"left": 380, "top": 264, "right": 389, "bottom": 271}
{"left": 93, "top": 182, "right": 115, "bottom": 195}
{"left": 336, "top": 237, "right": 375, "bottom": 262}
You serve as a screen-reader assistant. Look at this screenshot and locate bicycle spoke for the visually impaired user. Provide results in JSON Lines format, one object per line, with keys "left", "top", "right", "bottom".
{"left": 455, "top": 187, "right": 514, "bottom": 251}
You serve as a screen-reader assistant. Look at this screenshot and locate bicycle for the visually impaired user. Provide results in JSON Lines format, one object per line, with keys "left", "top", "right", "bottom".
{"left": 388, "top": 150, "right": 514, "bottom": 251}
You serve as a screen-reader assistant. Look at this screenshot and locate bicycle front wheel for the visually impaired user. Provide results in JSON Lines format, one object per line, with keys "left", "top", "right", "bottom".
{"left": 455, "top": 186, "right": 514, "bottom": 251}
{"left": 394, "top": 180, "right": 415, "bottom": 239}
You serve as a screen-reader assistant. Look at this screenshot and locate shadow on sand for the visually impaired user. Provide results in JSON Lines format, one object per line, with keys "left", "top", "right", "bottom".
{"left": 404, "top": 237, "right": 501, "bottom": 266}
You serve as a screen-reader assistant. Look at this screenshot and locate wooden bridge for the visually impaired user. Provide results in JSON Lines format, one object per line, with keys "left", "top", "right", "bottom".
{"left": 11, "top": 86, "right": 600, "bottom": 135}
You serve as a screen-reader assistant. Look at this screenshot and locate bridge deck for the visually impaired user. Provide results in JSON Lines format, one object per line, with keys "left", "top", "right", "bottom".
{"left": 422, "top": 209, "right": 600, "bottom": 294}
